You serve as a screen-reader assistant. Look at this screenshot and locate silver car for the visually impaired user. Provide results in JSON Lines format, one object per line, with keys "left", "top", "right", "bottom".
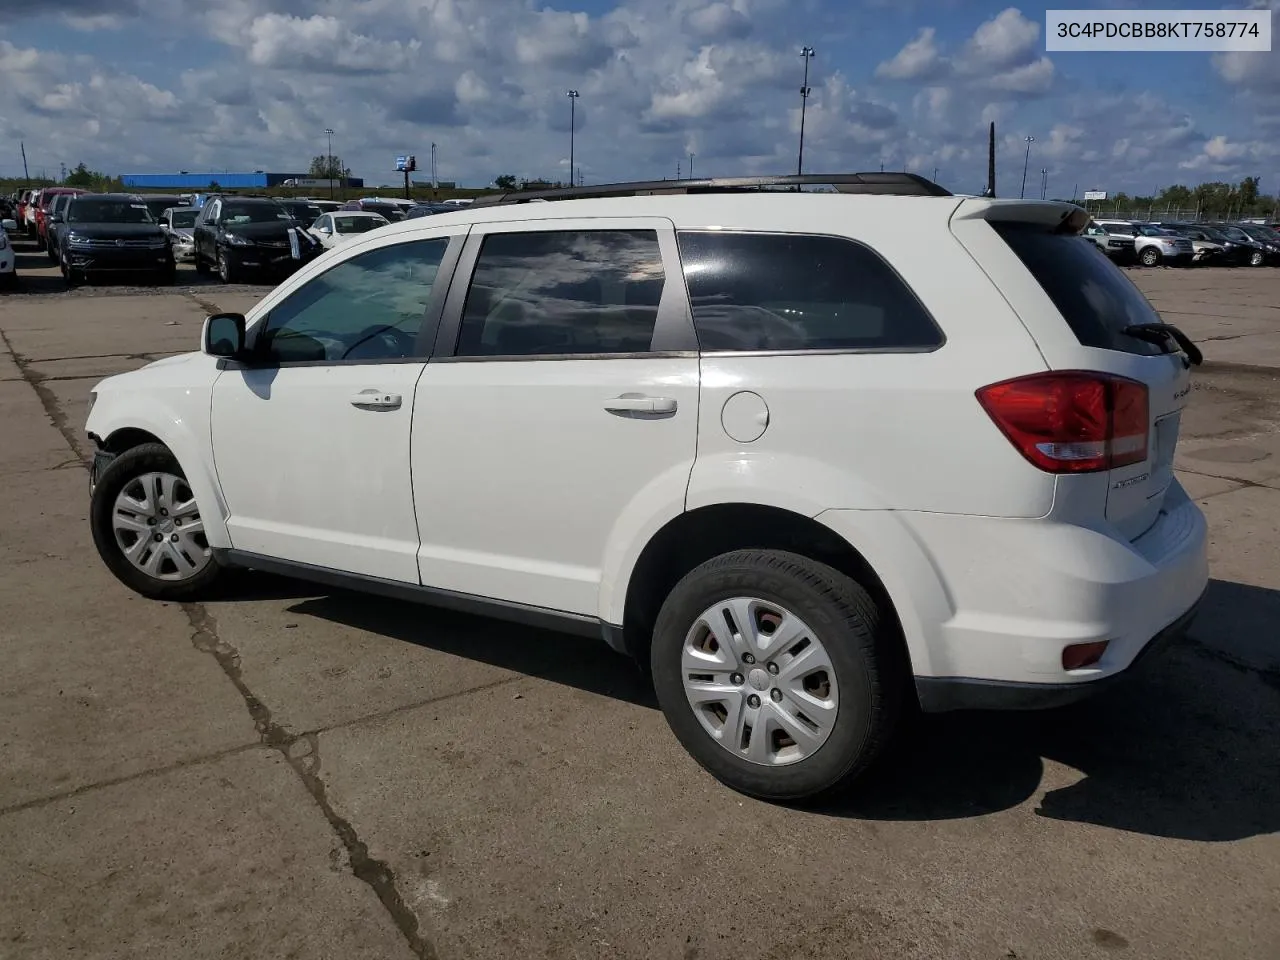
{"left": 1095, "top": 220, "right": 1194, "bottom": 267}
{"left": 159, "top": 206, "right": 199, "bottom": 261}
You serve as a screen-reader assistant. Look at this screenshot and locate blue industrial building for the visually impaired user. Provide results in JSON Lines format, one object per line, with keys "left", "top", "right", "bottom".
{"left": 120, "top": 172, "right": 364, "bottom": 189}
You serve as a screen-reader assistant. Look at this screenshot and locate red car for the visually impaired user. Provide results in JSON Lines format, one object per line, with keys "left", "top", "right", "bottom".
{"left": 34, "top": 188, "right": 89, "bottom": 250}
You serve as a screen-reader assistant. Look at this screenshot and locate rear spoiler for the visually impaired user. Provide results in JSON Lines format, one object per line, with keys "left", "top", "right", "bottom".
{"left": 950, "top": 198, "right": 1090, "bottom": 235}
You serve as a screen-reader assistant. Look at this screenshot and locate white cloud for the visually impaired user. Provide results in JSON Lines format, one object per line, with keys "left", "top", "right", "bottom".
{"left": 959, "top": 7, "right": 1039, "bottom": 72}
{"left": 876, "top": 28, "right": 946, "bottom": 81}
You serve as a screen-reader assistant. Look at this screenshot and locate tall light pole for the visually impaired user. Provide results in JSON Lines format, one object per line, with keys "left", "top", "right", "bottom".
{"left": 797, "top": 46, "right": 815, "bottom": 177}
{"left": 689, "top": 153, "right": 695, "bottom": 179}
{"left": 566, "top": 90, "right": 579, "bottom": 188}
{"left": 1020, "top": 135, "right": 1034, "bottom": 199}
{"left": 325, "top": 128, "right": 335, "bottom": 199}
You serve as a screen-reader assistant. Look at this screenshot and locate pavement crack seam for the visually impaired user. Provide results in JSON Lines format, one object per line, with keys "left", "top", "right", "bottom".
{"left": 181, "top": 602, "right": 437, "bottom": 960}
{"left": 0, "top": 328, "right": 86, "bottom": 463}
{"left": 182, "top": 291, "right": 224, "bottom": 316}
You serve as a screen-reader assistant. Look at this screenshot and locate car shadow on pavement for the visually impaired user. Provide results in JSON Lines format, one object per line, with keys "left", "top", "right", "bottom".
{"left": 821, "top": 578, "right": 1280, "bottom": 842}
{"left": 283, "top": 586, "right": 658, "bottom": 709}
{"left": 249, "top": 572, "right": 1278, "bottom": 842}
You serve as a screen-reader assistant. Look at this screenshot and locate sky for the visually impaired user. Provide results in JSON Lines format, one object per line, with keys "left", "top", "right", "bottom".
{"left": 0, "top": 0, "right": 1277, "bottom": 195}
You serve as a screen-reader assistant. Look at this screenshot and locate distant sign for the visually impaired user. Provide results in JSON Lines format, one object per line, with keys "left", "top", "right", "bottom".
{"left": 395, "top": 156, "right": 408, "bottom": 172}
{"left": 283, "top": 178, "right": 341, "bottom": 188}
{"left": 1083, "top": 190, "right": 1107, "bottom": 201}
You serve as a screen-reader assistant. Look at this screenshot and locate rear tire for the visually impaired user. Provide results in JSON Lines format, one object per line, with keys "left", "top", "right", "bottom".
{"left": 1250, "top": 249, "right": 1265, "bottom": 267}
{"left": 90, "top": 443, "right": 226, "bottom": 602}
{"left": 650, "top": 549, "right": 904, "bottom": 801}
{"left": 1139, "top": 247, "right": 1161, "bottom": 267}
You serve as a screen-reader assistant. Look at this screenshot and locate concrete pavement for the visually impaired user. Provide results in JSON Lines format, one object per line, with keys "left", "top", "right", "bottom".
{"left": 0, "top": 244, "right": 1277, "bottom": 959}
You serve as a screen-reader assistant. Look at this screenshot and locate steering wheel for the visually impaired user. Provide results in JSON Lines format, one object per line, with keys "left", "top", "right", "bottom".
{"left": 344, "top": 324, "right": 416, "bottom": 360}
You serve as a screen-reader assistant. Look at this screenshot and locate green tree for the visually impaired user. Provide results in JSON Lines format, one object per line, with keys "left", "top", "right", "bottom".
{"left": 208, "top": 180, "right": 221, "bottom": 191}
{"left": 64, "top": 163, "right": 103, "bottom": 188}
{"left": 494, "top": 174, "right": 518, "bottom": 190}
{"left": 1239, "top": 176, "right": 1261, "bottom": 209}
{"left": 308, "top": 155, "right": 349, "bottom": 180}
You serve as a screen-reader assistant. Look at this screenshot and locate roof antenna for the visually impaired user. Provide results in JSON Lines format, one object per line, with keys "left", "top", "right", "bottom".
{"left": 983, "top": 121, "right": 996, "bottom": 198}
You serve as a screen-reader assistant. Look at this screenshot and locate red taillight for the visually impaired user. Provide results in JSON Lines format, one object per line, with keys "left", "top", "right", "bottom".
{"left": 976, "top": 372, "right": 1149, "bottom": 474}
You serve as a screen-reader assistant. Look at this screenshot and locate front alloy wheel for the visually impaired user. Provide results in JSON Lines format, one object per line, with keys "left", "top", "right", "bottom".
{"left": 90, "top": 442, "right": 226, "bottom": 600}
{"left": 1140, "top": 247, "right": 1160, "bottom": 267}
{"left": 1250, "top": 249, "right": 1265, "bottom": 267}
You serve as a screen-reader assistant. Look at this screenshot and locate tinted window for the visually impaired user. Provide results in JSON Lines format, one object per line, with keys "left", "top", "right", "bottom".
{"left": 677, "top": 231, "right": 940, "bottom": 352}
{"left": 67, "top": 199, "right": 154, "bottom": 224}
{"left": 221, "top": 203, "right": 290, "bottom": 224}
{"left": 169, "top": 210, "right": 198, "bottom": 228}
{"left": 258, "top": 239, "right": 449, "bottom": 363}
{"left": 456, "top": 230, "right": 666, "bottom": 357}
{"left": 335, "top": 215, "right": 386, "bottom": 234}
{"left": 991, "top": 222, "right": 1162, "bottom": 356}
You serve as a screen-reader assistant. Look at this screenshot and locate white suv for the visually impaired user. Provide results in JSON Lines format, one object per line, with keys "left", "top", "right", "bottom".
{"left": 84, "top": 174, "right": 1209, "bottom": 801}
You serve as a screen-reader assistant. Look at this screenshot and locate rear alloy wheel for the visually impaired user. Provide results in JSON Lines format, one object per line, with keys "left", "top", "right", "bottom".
{"left": 1139, "top": 247, "right": 1161, "bottom": 267}
{"left": 90, "top": 443, "right": 226, "bottom": 601}
{"left": 1250, "top": 249, "right": 1265, "bottom": 267}
{"left": 651, "top": 549, "right": 903, "bottom": 801}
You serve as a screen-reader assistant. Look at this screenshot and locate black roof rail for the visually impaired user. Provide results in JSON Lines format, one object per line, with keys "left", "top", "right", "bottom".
{"left": 471, "top": 172, "right": 952, "bottom": 207}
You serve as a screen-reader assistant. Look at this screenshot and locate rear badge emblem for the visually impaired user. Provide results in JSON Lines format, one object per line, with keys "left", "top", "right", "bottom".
{"left": 1113, "top": 473, "right": 1150, "bottom": 490}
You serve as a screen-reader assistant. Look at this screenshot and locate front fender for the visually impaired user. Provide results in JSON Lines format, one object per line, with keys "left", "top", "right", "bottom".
{"left": 87, "top": 363, "right": 230, "bottom": 549}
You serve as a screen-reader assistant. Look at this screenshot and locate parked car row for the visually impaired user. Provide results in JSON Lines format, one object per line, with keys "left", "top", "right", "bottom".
{"left": 1084, "top": 217, "right": 1280, "bottom": 267}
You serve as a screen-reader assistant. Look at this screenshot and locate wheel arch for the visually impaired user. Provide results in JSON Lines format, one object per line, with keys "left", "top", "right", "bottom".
{"left": 618, "top": 503, "right": 913, "bottom": 676}
{"left": 89, "top": 403, "right": 230, "bottom": 549}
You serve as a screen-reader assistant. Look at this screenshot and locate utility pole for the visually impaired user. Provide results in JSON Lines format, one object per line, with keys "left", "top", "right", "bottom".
{"left": 677, "top": 160, "right": 682, "bottom": 180}
{"left": 1040, "top": 168, "right": 1047, "bottom": 200}
{"left": 431, "top": 143, "right": 438, "bottom": 189}
{"left": 324, "top": 128, "right": 335, "bottom": 199}
{"left": 566, "top": 90, "right": 579, "bottom": 188}
{"left": 689, "top": 153, "right": 695, "bottom": 178}
{"left": 932, "top": 166, "right": 938, "bottom": 182}
{"left": 20, "top": 142, "right": 29, "bottom": 181}
{"left": 1020, "top": 136, "right": 1034, "bottom": 199}
{"left": 797, "top": 46, "right": 815, "bottom": 177}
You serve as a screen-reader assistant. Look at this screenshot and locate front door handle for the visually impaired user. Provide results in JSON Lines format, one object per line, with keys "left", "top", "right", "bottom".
{"left": 350, "top": 390, "right": 402, "bottom": 410}
{"left": 604, "top": 394, "right": 678, "bottom": 417}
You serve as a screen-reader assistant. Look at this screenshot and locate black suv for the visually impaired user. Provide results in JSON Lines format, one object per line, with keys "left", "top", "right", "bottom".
{"left": 57, "top": 194, "right": 174, "bottom": 286}
{"left": 193, "top": 196, "right": 321, "bottom": 283}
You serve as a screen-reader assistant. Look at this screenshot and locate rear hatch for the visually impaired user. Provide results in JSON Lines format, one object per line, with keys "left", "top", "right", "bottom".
{"left": 951, "top": 200, "right": 1198, "bottom": 540}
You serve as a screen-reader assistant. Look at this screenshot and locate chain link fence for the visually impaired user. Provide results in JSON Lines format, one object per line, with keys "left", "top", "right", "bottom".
{"left": 1077, "top": 204, "right": 1278, "bottom": 223}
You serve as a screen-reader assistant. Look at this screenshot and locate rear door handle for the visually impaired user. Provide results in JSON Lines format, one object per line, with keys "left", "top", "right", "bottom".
{"left": 604, "top": 394, "right": 677, "bottom": 417}
{"left": 350, "top": 390, "right": 402, "bottom": 410}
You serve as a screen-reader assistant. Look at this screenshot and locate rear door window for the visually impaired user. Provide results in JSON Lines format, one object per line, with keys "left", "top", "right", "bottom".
{"left": 455, "top": 230, "right": 666, "bottom": 357}
{"left": 991, "top": 221, "right": 1163, "bottom": 356}
{"left": 676, "top": 231, "right": 941, "bottom": 352}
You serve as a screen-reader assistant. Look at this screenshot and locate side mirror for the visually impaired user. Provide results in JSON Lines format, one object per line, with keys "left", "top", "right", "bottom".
{"left": 319, "top": 225, "right": 332, "bottom": 234}
{"left": 202, "top": 312, "right": 247, "bottom": 360}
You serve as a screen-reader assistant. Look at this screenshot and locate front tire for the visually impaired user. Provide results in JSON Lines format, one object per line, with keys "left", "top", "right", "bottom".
{"left": 90, "top": 443, "right": 225, "bottom": 601}
{"left": 650, "top": 550, "right": 904, "bottom": 801}
{"left": 1250, "top": 249, "right": 1265, "bottom": 267}
{"left": 1139, "top": 247, "right": 1161, "bottom": 267}
{"left": 217, "top": 248, "right": 239, "bottom": 284}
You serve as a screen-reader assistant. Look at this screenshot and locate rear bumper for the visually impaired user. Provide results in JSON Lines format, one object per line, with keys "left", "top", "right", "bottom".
{"left": 914, "top": 594, "right": 1202, "bottom": 712}
{"left": 816, "top": 479, "right": 1209, "bottom": 702}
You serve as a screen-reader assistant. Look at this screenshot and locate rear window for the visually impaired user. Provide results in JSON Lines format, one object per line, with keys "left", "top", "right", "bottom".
{"left": 991, "top": 222, "right": 1162, "bottom": 356}
{"left": 676, "top": 231, "right": 942, "bottom": 352}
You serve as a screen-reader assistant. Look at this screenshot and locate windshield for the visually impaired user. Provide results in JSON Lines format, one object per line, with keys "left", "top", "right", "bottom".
{"left": 143, "top": 199, "right": 179, "bottom": 219}
{"left": 281, "top": 203, "right": 323, "bottom": 222}
{"left": 67, "top": 199, "right": 155, "bottom": 224}
{"left": 169, "top": 210, "right": 199, "bottom": 228}
{"left": 221, "top": 204, "right": 291, "bottom": 224}
{"left": 362, "top": 203, "right": 402, "bottom": 220}
{"left": 1240, "top": 224, "right": 1278, "bottom": 242}
{"left": 1100, "top": 222, "right": 1137, "bottom": 236}
{"left": 334, "top": 215, "right": 387, "bottom": 234}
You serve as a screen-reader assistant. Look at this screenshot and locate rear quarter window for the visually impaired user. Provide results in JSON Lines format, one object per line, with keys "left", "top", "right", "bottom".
{"left": 990, "top": 221, "right": 1163, "bottom": 356}
{"left": 676, "top": 231, "right": 942, "bottom": 352}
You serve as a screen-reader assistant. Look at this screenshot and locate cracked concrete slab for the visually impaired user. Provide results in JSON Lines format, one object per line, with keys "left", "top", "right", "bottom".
{"left": 0, "top": 379, "right": 74, "bottom": 477}
{"left": 25, "top": 354, "right": 158, "bottom": 382}
{"left": 0, "top": 748, "right": 417, "bottom": 960}
{"left": 200, "top": 592, "right": 525, "bottom": 736}
{"left": 0, "top": 296, "right": 208, "bottom": 360}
